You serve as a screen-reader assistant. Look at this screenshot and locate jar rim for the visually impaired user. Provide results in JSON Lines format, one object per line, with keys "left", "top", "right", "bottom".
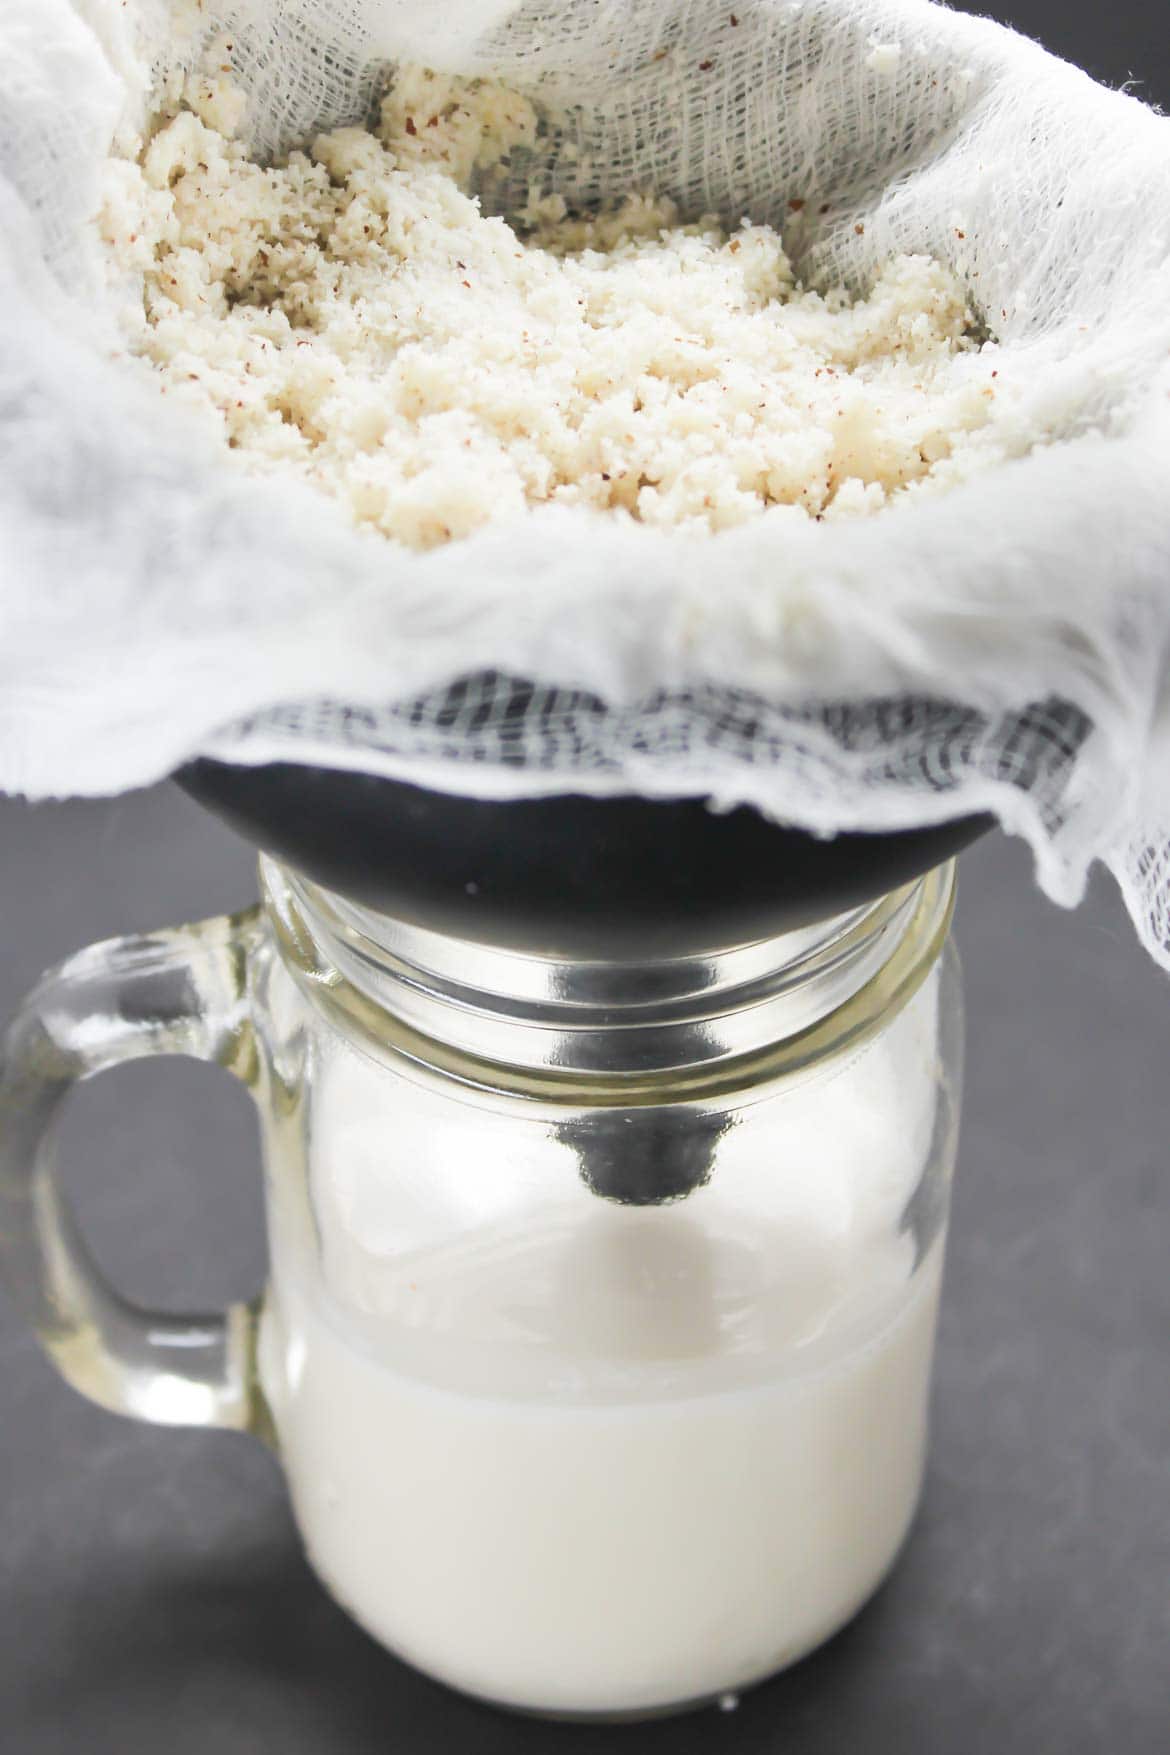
{"left": 260, "top": 858, "right": 955, "bottom": 1113}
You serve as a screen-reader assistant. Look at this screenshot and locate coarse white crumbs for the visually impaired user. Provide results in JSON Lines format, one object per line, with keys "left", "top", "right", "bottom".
{"left": 866, "top": 41, "right": 903, "bottom": 74}
{"left": 100, "top": 63, "right": 1005, "bottom": 552}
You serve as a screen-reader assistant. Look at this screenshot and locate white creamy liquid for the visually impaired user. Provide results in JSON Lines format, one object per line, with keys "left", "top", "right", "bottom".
{"left": 257, "top": 966, "right": 951, "bottom": 1716}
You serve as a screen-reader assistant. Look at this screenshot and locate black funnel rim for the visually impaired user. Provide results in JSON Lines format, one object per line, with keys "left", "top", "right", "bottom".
{"left": 178, "top": 758, "right": 992, "bottom": 960}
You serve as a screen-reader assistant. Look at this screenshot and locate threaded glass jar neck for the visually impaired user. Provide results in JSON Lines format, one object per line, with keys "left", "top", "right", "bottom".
{"left": 260, "top": 857, "right": 955, "bottom": 1099}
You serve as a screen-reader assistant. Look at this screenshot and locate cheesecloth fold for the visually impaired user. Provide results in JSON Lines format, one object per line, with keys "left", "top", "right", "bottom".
{"left": 2, "top": 0, "right": 1170, "bottom": 961}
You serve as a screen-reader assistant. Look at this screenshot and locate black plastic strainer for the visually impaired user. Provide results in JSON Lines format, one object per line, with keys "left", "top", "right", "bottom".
{"left": 178, "top": 758, "right": 990, "bottom": 958}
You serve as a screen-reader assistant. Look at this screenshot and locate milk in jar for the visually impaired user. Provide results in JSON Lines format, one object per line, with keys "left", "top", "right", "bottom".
{"left": 253, "top": 870, "right": 961, "bottom": 1718}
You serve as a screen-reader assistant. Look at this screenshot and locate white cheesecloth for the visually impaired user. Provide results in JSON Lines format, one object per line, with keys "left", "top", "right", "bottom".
{"left": 2, "top": 0, "right": 1170, "bottom": 959}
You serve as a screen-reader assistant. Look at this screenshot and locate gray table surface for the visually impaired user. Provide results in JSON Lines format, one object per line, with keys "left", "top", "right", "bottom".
{"left": 1, "top": 789, "right": 1168, "bottom": 1755}
{"left": 3, "top": 5, "right": 1169, "bottom": 1751}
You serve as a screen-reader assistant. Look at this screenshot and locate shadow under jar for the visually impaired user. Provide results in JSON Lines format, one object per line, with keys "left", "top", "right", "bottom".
{"left": 0, "top": 855, "right": 962, "bottom": 1720}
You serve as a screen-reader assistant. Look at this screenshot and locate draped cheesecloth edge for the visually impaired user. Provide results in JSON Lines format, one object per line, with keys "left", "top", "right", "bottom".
{"left": 2, "top": 0, "right": 1170, "bottom": 962}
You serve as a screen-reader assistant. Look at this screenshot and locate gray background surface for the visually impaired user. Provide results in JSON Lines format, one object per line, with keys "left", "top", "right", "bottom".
{"left": 2, "top": 795, "right": 1169, "bottom": 1755}
{"left": 3, "top": 4, "right": 1169, "bottom": 1752}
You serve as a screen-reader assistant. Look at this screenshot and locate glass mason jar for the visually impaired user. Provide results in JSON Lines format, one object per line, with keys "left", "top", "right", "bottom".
{"left": 0, "top": 856, "right": 962, "bottom": 1720}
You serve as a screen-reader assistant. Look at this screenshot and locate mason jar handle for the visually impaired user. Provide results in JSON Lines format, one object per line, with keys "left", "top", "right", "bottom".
{"left": 0, "top": 907, "right": 267, "bottom": 1432}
